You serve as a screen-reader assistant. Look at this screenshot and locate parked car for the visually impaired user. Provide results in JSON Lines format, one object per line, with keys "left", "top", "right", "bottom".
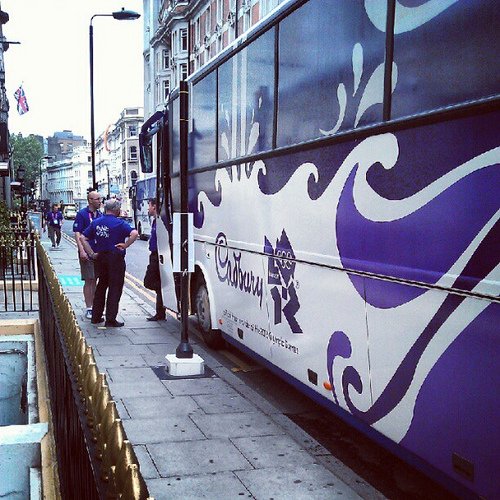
{"left": 63, "top": 206, "right": 77, "bottom": 219}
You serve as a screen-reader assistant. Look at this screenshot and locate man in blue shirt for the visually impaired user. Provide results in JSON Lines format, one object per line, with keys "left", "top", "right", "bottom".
{"left": 81, "top": 198, "right": 138, "bottom": 327}
{"left": 73, "top": 191, "right": 102, "bottom": 319}
{"left": 45, "top": 203, "right": 63, "bottom": 248}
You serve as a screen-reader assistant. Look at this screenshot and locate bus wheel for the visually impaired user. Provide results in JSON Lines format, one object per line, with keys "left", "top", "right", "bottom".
{"left": 195, "top": 281, "right": 223, "bottom": 349}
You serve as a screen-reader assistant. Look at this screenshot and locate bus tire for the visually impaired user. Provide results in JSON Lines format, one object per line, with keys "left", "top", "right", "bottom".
{"left": 195, "top": 281, "right": 224, "bottom": 349}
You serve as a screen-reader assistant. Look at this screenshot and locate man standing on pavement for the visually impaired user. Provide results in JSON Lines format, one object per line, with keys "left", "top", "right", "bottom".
{"left": 81, "top": 199, "right": 138, "bottom": 327}
{"left": 143, "top": 198, "right": 166, "bottom": 321}
{"left": 73, "top": 191, "right": 102, "bottom": 319}
{"left": 45, "top": 203, "right": 63, "bottom": 248}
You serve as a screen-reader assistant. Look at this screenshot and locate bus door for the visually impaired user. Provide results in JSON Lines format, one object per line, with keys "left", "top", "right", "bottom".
{"left": 140, "top": 110, "right": 178, "bottom": 313}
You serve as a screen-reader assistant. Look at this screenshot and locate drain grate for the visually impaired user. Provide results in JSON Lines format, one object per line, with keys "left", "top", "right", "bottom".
{"left": 151, "top": 365, "right": 218, "bottom": 380}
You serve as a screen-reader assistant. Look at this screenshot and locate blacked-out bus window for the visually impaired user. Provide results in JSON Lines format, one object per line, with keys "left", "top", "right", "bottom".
{"left": 391, "top": 0, "right": 500, "bottom": 119}
{"left": 218, "top": 29, "right": 275, "bottom": 161}
{"left": 191, "top": 71, "right": 217, "bottom": 169}
{"left": 277, "top": 0, "right": 385, "bottom": 147}
{"left": 171, "top": 97, "right": 180, "bottom": 175}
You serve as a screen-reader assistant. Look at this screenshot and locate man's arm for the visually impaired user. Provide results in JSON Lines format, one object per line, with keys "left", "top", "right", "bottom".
{"left": 115, "top": 229, "right": 139, "bottom": 250}
{"left": 80, "top": 235, "right": 98, "bottom": 260}
{"left": 75, "top": 231, "right": 89, "bottom": 260}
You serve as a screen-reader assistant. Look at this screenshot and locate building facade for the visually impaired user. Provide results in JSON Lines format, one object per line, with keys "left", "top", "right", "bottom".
{"left": 95, "top": 107, "right": 143, "bottom": 215}
{"left": 47, "top": 130, "right": 86, "bottom": 162}
{"left": 45, "top": 145, "right": 91, "bottom": 207}
{"left": 143, "top": 0, "right": 284, "bottom": 118}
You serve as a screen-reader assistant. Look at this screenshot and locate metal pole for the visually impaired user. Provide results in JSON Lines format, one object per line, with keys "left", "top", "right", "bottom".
{"left": 176, "top": 80, "right": 193, "bottom": 359}
{"left": 39, "top": 158, "right": 42, "bottom": 200}
{"left": 89, "top": 22, "right": 97, "bottom": 190}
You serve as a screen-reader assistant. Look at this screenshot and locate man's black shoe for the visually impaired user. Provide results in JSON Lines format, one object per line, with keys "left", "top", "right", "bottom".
{"left": 146, "top": 314, "right": 166, "bottom": 322}
{"left": 91, "top": 317, "right": 105, "bottom": 324}
{"left": 105, "top": 320, "right": 125, "bottom": 328}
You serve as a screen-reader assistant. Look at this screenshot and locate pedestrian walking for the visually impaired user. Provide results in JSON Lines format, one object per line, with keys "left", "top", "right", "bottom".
{"left": 45, "top": 203, "right": 63, "bottom": 248}
{"left": 81, "top": 198, "right": 138, "bottom": 327}
{"left": 143, "top": 198, "right": 166, "bottom": 321}
{"left": 73, "top": 191, "right": 102, "bottom": 319}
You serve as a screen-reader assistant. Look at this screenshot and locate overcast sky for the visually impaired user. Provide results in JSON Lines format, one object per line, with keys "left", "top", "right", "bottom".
{"left": 2, "top": 0, "right": 144, "bottom": 141}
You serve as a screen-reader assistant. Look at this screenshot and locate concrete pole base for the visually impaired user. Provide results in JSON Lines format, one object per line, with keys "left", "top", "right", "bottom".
{"left": 165, "top": 354, "right": 205, "bottom": 377}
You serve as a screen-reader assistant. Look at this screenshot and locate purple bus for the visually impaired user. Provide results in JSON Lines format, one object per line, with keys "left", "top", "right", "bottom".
{"left": 141, "top": 1, "right": 499, "bottom": 497}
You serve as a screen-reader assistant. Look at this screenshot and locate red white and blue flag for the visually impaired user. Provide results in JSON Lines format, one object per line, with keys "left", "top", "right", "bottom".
{"left": 14, "top": 85, "right": 29, "bottom": 115}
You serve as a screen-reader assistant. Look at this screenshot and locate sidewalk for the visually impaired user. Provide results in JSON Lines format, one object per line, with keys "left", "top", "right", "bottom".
{"left": 44, "top": 234, "right": 382, "bottom": 499}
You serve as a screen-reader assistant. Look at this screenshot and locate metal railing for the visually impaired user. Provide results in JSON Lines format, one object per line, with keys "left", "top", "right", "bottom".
{"left": 0, "top": 213, "right": 38, "bottom": 312}
{"left": 37, "top": 237, "right": 152, "bottom": 499}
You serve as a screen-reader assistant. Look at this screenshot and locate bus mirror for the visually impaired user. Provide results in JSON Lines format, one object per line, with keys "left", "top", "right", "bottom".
{"left": 140, "top": 142, "right": 153, "bottom": 173}
{"left": 139, "top": 110, "right": 164, "bottom": 174}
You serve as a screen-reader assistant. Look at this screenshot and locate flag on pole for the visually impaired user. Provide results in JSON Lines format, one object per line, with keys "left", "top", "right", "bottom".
{"left": 14, "top": 85, "right": 29, "bottom": 115}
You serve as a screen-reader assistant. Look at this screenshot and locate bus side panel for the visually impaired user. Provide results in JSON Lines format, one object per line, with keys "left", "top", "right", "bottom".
{"left": 398, "top": 300, "right": 499, "bottom": 499}
{"left": 263, "top": 260, "right": 373, "bottom": 415}
{"left": 198, "top": 238, "right": 273, "bottom": 361}
{"left": 364, "top": 279, "right": 499, "bottom": 499}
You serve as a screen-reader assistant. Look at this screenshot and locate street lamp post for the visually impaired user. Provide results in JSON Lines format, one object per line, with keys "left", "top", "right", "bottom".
{"left": 89, "top": 8, "right": 140, "bottom": 191}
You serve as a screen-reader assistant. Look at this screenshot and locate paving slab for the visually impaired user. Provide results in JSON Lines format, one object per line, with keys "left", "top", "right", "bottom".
{"left": 134, "top": 445, "right": 160, "bottom": 479}
{"left": 123, "top": 416, "right": 205, "bottom": 444}
{"left": 117, "top": 316, "right": 172, "bottom": 329}
{"left": 86, "top": 333, "right": 134, "bottom": 346}
{"left": 108, "top": 378, "right": 170, "bottom": 398}
{"left": 95, "top": 344, "right": 152, "bottom": 356}
{"left": 190, "top": 411, "right": 286, "bottom": 439}
{"left": 235, "top": 463, "right": 360, "bottom": 499}
{"left": 231, "top": 434, "right": 319, "bottom": 469}
{"left": 162, "top": 377, "right": 238, "bottom": 396}
{"left": 192, "top": 392, "right": 257, "bottom": 415}
{"left": 147, "top": 472, "right": 251, "bottom": 499}
{"left": 106, "top": 366, "right": 160, "bottom": 385}
{"left": 141, "top": 353, "right": 171, "bottom": 366}
{"left": 121, "top": 395, "right": 200, "bottom": 419}
{"left": 94, "top": 355, "right": 148, "bottom": 369}
{"left": 128, "top": 331, "right": 179, "bottom": 345}
{"left": 148, "top": 438, "right": 253, "bottom": 477}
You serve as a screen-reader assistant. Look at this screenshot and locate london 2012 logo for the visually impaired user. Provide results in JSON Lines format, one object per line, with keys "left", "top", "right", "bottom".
{"left": 215, "top": 230, "right": 301, "bottom": 334}
{"left": 264, "top": 230, "right": 302, "bottom": 334}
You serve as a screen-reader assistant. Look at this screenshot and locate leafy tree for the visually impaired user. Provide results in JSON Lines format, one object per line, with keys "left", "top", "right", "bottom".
{"left": 10, "top": 133, "right": 44, "bottom": 185}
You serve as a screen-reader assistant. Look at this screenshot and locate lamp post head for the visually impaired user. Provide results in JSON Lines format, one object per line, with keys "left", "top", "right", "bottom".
{"left": 112, "top": 8, "right": 140, "bottom": 21}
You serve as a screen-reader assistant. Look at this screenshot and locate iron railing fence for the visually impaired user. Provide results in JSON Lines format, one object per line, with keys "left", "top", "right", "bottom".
{"left": 0, "top": 211, "right": 38, "bottom": 312}
{"left": 36, "top": 238, "right": 151, "bottom": 499}
{"left": 37, "top": 248, "right": 101, "bottom": 499}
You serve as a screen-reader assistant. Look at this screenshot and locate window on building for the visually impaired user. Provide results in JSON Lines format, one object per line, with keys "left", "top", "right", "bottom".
{"left": 128, "top": 125, "right": 137, "bottom": 137}
{"left": 162, "top": 49, "right": 169, "bottom": 69}
{"left": 216, "top": 0, "right": 223, "bottom": 22}
{"left": 180, "top": 63, "right": 188, "bottom": 81}
{"left": 130, "top": 146, "right": 137, "bottom": 161}
{"left": 180, "top": 28, "right": 188, "bottom": 51}
{"left": 195, "top": 18, "right": 200, "bottom": 45}
{"left": 172, "top": 31, "right": 177, "bottom": 55}
{"left": 205, "top": 5, "right": 211, "bottom": 36}
{"left": 163, "top": 80, "right": 170, "bottom": 101}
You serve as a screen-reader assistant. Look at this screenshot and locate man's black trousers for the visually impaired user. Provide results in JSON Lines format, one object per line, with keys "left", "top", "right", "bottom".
{"left": 92, "top": 252, "right": 125, "bottom": 322}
